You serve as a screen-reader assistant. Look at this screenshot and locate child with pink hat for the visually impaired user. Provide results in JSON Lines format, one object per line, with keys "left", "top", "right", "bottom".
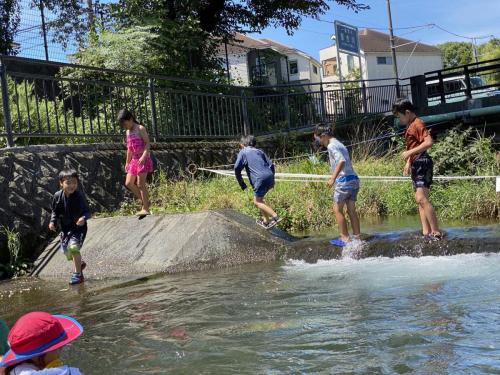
{"left": 0, "top": 312, "right": 83, "bottom": 374}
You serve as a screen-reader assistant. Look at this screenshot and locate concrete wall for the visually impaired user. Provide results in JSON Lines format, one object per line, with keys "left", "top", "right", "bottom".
{"left": 219, "top": 46, "right": 250, "bottom": 86}
{"left": 364, "top": 53, "right": 443, "bottom": 85}
{"left": 286, "top": 52, "right": 321, "bottom": 85}
{"left": 0, "top": 141, "right": 244, "bottom": 263}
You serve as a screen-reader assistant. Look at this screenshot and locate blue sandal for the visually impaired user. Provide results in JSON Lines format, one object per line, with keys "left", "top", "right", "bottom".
{"left": 69, "top": 272, "right": 84, "bottom": 285}
{"left": 329, "top": 238, "right": 347, "bottom": 247}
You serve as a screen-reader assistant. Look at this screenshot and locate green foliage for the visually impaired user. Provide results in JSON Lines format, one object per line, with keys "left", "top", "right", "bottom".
{"left": 0, "top": 0, "right": 20, "bottom": 55}
{"left": 0, "top": 226, "right": 30, "bottom": 280}
{"left": 478, "top": 38, "right": 500, "bottom": 84}
{"left": 478, "top": 38, "right": 500, "bottom": 61}
{"left": 105, "top": 127, "right": 499, "bottom": 234}
{"left": 437, "top": 41, "right": 474, "bottom": 68}
{"left": 68, "top": 26, "right": 162, "bottom": 75}
{"left": 429, "top": 127, "right": 498, "bottom": 175}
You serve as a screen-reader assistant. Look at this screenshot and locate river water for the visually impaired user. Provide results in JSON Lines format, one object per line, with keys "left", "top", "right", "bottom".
{"left": 1, "top": 221, "right": 500, "bottom": 374}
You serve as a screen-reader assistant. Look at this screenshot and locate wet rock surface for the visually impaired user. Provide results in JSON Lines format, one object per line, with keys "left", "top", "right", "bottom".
{"left": 33, "top": 209, "right": 499, "bottom": 284}
{"left": 284, "top": 225, "right": 500, "bottom": 262}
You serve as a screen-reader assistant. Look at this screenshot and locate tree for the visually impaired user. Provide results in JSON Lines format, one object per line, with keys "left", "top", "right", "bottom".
{"left": 436, "top": 41, "right": 473, "bottom": 68}
{"left": 106, "top": 0, "right": 369, "bottom": 77}
{"left": 478, "top": 38, "right": 500, "bottom": 61}
{"left": 0, "top": 0, "right": 20, "bottom": 55}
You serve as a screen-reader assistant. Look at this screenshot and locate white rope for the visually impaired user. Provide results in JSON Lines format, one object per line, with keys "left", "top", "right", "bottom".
{"left": 198, "top": 167, "right": 497, "bottom": 182}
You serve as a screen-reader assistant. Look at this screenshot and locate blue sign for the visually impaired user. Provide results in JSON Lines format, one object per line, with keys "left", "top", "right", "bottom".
{"left": 334, "top": 21, "right": 360, "bottom": 55}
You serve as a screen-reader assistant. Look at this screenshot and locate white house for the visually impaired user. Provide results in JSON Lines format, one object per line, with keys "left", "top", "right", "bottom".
{"left": 320, "top": 28, "right": 443, "bottom": 87}
{"left": 218, "top": 33, "right": 322, "bottom": 87}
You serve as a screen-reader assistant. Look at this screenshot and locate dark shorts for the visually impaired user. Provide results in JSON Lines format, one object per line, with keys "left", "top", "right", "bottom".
{"left": 253, "top": 176, "right": 275, "bottom": 198}
{"left": 60, "top": 227, "right": 87, "bottom": 261}
{"left": 411, "top": 153, "right": 433, "bottom": 191}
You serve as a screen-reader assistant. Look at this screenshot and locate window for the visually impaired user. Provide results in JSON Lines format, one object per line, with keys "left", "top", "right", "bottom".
{"left": 377, "top": 56, "right": 393, "bottom": 65}
{"left": 347, "top": 55, "right": 355, "bottom": 70}
{"left": 289, "top": 60, "right": 298, "bottom": 75}
{"left": 313, "top": 65, "right": 318, "bottom": 75}
{"left": 322, "top": 59, "right": 337, "bottom": 77}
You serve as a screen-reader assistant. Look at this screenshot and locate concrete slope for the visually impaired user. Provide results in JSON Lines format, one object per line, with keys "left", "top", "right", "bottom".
{"left": 34, "top": 210, "right": 287, "bottom": 279}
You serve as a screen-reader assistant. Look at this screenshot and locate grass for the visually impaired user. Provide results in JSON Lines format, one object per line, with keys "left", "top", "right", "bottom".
{"left": 109, "top": 155, "right": 498, "bottom": 233}
{"left": 106, "top": 127, "right": 500, "bottom": 233}
{"left": 0, "top": 226, "right": 30, "bottom": 279}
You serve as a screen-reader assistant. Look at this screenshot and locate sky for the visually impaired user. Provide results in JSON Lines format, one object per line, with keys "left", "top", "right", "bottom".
{"left": 249, "top": 0, "right": 500, "bottom": 61}
{"left": 14, "top": 0, "right": 500, "bottom": 63}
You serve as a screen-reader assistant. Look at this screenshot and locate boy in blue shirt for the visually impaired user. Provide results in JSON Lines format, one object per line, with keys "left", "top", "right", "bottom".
{"left": 314, "top": 125, "right": 361, "bottom": 246}
{"left": 234, "top": 135, "right": 281, "bottom": 229}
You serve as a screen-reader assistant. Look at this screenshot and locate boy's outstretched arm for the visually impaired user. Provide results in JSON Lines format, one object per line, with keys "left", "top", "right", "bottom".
{"left": 234, "top": 153, "right": 247, "bottom": 190}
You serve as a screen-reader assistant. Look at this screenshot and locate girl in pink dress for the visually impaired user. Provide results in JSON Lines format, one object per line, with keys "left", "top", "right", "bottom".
{"left": 118, "top": 109, "right": 153, "bottom": 216}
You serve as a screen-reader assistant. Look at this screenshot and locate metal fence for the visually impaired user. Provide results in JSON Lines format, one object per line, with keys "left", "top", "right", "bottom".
{"left": 424, "top": 58, "right": 500, "bottom": 106}
{"left": 1, "top": 56, "right": 411, "bottom": 147}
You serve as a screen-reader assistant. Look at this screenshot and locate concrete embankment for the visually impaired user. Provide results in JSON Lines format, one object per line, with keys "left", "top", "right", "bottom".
{"left": 34, "top": 210, "right": 288, "bottom": 279}
{"left": 34, "top": 209, "right": 500, "bottom": 281}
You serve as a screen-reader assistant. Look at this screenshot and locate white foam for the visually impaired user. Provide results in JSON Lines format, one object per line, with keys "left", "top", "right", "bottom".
{"left": 283, "top": 253, "right": 500, "bottom": 290}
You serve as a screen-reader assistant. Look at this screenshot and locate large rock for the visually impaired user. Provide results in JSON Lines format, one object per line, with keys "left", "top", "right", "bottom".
{"left": 34, "top": 210, "right": 287, "bottom": 279}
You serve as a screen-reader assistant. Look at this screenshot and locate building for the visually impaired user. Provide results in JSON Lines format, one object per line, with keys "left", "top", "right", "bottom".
{"left": 218, "top": 33, "right": 322, "bottom": 87}
{"left": 320, "top": 28, "right": 443, "bottom": 87}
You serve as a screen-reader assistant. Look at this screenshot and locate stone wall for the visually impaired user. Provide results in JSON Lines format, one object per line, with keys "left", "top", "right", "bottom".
{"left": 0, "top": 141, "right": 248, "bottom": 263}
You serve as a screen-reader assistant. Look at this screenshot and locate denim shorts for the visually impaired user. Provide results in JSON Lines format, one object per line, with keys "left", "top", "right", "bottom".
{"left": 253, "top": 176, "right": 275, "bottom": 198}
{"left": 333, "top": 179, "right": 360, "bottom": 203}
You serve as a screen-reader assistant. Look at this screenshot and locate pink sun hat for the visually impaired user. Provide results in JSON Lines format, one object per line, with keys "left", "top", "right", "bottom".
{"left": 0, "top": 312, "right": 83, "bottom": 369}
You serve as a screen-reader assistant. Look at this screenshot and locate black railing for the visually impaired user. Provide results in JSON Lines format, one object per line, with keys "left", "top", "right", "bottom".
{"left": 1, "top": 56, "right": 411, "bottom": 147}
{"left": 423, "top": 58, "right": 500, "bottom": 106}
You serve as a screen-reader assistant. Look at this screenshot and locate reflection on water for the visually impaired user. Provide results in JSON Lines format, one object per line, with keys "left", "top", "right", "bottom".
{"left": 1, "top": 252, "right": 500, "bottom": 374}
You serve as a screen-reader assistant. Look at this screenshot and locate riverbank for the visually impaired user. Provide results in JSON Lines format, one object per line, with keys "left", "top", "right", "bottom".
{"left": 108, "top": 154, "right": 498, "bottom": 233}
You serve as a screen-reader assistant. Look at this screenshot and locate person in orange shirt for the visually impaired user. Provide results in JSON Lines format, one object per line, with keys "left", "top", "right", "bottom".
{"left": 393, "top": 99, "right": 442, "bottom": 240}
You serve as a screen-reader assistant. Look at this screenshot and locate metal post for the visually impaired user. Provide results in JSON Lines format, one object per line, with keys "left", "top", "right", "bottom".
{"left": 241, "top": 89, "right": 250, "bottom": 135}
{"left": 0, "top": 61, "right": 15, "bottom": 147}
{"left": 284, "top": 90, "right": 291, "bottom": 130}
{"left": 335, "top": 37, "right": 344, "bottom": 91}
{"left": 437, "top": 71, "right": 445, "bottom": 105}
{"left": 148, "top": 79, "right": 159, "bottom": 141}
{"left": 386, "top": 0, "right": 400, "bottom": 97}
{"left": 472, "top": 38, "right": 479, "bottom": 63}
{"left": 357, "top": 51, "right": 368, "bottom": 113}
{"left": 39, "top": 1, "right": 49, "bottom": 61}
{"left": 224, "top": 41, "right": 231, "bottom": 82}
{"left": 319, "top": 83, "right": 327, "bottom": 122}
{"left": 361, "top": 81, "right": 368, "bottom": 114}
{"left": 464, "top": 65, "right": 472, "bottom": 99}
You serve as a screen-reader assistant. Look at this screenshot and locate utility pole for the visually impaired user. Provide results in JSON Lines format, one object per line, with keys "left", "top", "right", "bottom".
{"left": 386, "top": 0, "right": 400, "bottom": 97}
{"left": 472, "top": 38, "right": 479, "bottom": 63}
{"left": 39, "top": 0, "right": 49, "bottom": 61}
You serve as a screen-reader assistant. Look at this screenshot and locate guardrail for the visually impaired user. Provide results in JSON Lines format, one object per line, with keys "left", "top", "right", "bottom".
{"left": 423, "top": 58, "right": 500, "bottom": 106}
{"left": 1, "top": 56, "right": 411, "bottom": 147}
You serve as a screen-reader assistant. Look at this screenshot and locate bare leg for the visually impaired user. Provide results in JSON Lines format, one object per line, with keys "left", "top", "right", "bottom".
{"left": 333, "top": 202, "right": 350, "bottom": 242}
{"left": 254, "top": 197, "right": 277, "bottom": 222}
{"left": 346, "top": 200, "right": 361, "bottom": 237}
{"left": 415, "top": 188, "right": 441, "bottom": 235}
{"left": 73, "top": 253, "right": 82, "bottom": 273}
{"left": 125, "top": 173, "right": 141, "bottom": 201}
{"left": 417, "top": 204, "right": 431, "bottom": 236}
{"left": 136, "top": 173, "right": 150, "bottom": 212}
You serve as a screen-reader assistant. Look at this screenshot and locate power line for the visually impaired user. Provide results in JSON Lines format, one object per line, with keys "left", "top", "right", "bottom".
{"left": 431, "top": 24, "right": 495, "bottom": 41}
